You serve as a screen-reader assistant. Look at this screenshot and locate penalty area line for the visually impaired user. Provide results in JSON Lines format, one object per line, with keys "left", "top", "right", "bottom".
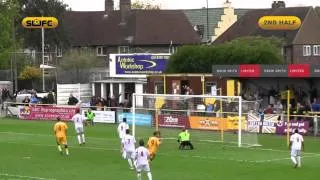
{"left": 0, "top": 173, "right": 56, "bottom": 180}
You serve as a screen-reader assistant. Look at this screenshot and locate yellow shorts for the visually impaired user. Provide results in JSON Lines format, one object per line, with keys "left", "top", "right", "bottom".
{"left": 56, "top": 136, "right": 67, "bottom": 145}
{"left": 148, "top": 149, "right": 157, "bottom": 157}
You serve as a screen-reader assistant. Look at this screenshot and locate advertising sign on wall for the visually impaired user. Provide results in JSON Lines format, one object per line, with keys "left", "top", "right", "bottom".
{"left": 18, "top": 105, "right": 77, "bottom": 121}
{"left": 82, "top": 110, "right": 115, "bottom": 123}
{"left": 115, "top": 54, "right": 170, "bottom": 75}
{"left": 118, "top": 113, "right": 152, "bottom": 127}
{"left": 275, "top": 120, "right": 309, "bottom": 135}
{"left": 158, "top": 114, "right": 189, "bottom": 128}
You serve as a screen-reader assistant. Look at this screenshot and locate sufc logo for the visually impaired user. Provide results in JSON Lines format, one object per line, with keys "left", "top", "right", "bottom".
{"left": 22, "top": 17, "right": 59, "bottom": 29}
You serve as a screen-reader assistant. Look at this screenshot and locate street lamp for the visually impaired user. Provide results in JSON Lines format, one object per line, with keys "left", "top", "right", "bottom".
{"left": 40, "top": 10, "right": 45, "bottom": 92}
{"left": 206, "top": 0, "right": 209, "bottom": 42}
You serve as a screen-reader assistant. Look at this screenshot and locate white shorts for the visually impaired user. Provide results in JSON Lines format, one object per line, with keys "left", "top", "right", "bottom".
{"left": 75, "top": 126, "right": 84, "bottom": 134}
{"left": 136, "top": 164, "right": 150, "bottom": 173}
{"left": 291, "top": 149, "right": 302, "bottom": 157}
{"left": 123, "top": 150, "right": 135, "bottom": 159}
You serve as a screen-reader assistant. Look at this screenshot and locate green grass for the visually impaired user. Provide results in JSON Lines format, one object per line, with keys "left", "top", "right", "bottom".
{"left": 0, "top": 118, "right": 319, "bottom": 180}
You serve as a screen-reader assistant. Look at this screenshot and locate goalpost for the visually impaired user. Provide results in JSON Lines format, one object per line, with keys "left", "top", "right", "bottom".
{"left": 132, "top": 93, "right": 261, "bottom": 147}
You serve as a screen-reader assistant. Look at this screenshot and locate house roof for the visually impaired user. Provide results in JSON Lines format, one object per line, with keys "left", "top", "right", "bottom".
{"left": 183, "top": 8, "right": 253, "bottom": 42}
{"left": 63, "top": 10, "right": 201, "bottom": 46}
{"left": 214, "top": 7, "right": 313, "bottom": 45}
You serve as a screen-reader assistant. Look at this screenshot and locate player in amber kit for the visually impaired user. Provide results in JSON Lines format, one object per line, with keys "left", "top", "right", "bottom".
{"left": 53, "top": 117, "right": 69, "bottom": 155}
{"left": 147, "top": 131, "right": 161, "bottom": 161}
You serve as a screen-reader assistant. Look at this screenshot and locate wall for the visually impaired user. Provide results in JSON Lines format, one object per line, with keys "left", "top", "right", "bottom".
{"left": 57, "top": 83, "right": 92, "bottom": 105}
{"left": 292, "top": 45, "right": 320, "bottom": 64}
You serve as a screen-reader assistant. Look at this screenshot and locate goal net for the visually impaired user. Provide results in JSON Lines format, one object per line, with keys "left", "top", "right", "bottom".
{"left": 131, "top": 93, "right": 261, "bottom": 147}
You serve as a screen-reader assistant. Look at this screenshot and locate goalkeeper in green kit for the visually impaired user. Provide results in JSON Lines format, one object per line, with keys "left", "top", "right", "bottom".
{"left": 177, "top": 128, "right": 194, "bottom": 150}
{"left": 85, "top": 108, "right": 95, "bottom": 125}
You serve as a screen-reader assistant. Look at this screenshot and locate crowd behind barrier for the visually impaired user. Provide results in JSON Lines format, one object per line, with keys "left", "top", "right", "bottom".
{"left": 1, "top": 102, "right": 320, "bottom": 136}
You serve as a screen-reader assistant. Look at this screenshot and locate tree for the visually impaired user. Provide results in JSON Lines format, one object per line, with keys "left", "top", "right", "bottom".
{"left": 166, "top": 36, "right": 284, "bottom": 73}
{"left": 19, "top": 65, "right": 42, "bottom": 88}
{"left": 132, "top": 0, "right": 161, "bottom": 10}
{"left": 58, "top": 49, "right": 105, "bottom": 82}
{"left": 16, "top": 0, "right": 70, "bottom": 50}
{"left": 0, "top": 0, "right": 19, "bottom": 69}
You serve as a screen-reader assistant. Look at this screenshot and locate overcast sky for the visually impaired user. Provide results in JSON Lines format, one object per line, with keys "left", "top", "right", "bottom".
{"left": 62, "top": 0, "right": 320, "bottom": 11}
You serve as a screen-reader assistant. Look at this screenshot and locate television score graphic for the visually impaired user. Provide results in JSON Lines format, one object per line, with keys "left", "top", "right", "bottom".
{"left": 21, "top": 17, "right": 59, "bottom": 29}
{"left": 258, "top": 16, "right": 301, "bottom": 30}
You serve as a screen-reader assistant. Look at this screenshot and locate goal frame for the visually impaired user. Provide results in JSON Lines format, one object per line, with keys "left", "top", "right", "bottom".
{"left": 132, "top": 93, "right": 243, "bottom": 147}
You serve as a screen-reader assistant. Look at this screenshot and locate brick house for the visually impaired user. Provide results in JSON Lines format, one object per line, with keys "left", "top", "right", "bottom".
{"left": 63, "top": 0, "right": 200, "bottom": 61}
{"left": 61, "top": 0, "right": 201, "bottom": 101}
{"left": 214, "top": 1, "right": 320, "bottom": 64}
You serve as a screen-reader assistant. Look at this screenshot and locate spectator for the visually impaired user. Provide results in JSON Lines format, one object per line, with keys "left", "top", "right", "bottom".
{"left": 310, "top": 86, "right": 317, "bottom": 103}
{"left": 311, "top": 98, "right": 320, "bottom": 112}
{"left": 68, "top": 93, "right": 79, "bottom": 105}
{"left": 274, "top": 101, "right": 284, "bottom": 114}
{"left": 268, "top": 86, "right": 277, "bottom": 106}
{"left": 264, "top": 104, "right": 274, "bottom": 114}
{"left": 294, "top": 103, "right": 305, "bottom": 121}
{"left": 30, "top": 94, "right": 39, "bottom": 104}
{"left": 22, "top": 96, "right": 30, "bottom": 104}
{"left": 47, "top": 91, "right": 55, "bottom": 104}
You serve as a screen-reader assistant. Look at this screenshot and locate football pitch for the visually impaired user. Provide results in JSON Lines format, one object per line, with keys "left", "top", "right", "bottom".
{"left": 0, "top": 118, "right": 319, "bottom": 180}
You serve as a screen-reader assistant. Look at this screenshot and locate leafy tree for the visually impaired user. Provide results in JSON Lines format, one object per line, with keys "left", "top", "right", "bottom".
{"left": 59, "top": 49, "right": 104, "bottom": 70}
{"left": 19, "top": 65, "right": 42, "bottom": 88}
{"left": 0, "top": 0, "right": 19, "bottom": 69}
{"left": 59, "top": 49, "right": 105, "bottom": 82}
{"left": 167, "top": 36, "right": 284, "bottom": 73}
{"left": 16, "top": 0, "right": 69, "bottom": 50}
{"left": 132, "top": 0, "right": 161, "bottom": 10}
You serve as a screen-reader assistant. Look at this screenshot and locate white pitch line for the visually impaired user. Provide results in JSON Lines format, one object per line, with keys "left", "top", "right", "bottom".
{"left": 5, "top": 140, "right": 320, "bottom": 164}
{"left": 0, "top": 173, "right": 56, "bottom": 180}
{"left": 3, "top": 131, "right": 320, "bottom": 160}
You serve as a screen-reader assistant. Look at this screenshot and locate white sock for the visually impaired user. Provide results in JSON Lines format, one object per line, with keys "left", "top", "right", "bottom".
{"left": 77, "top": 135, "right": 82, "bottom": 144}
{"left": 57, "top": 145, "right": 62, "bottom": 152}
{"left": 147, "top": 172, "right": 152, "bottom": 180}
{"left": 128, "top": 159, "right": 133, "bottom": 168}
{"left": 297, "top": 156, "right": 301, "bottom": 167}
{"left": 137, "top": 173, "right": 142, "bottom": 180}
{"left": 291, "top": 156, "right": 297, "bottom": 164}
{"left": 81, "top": 134, "right": 86, "bottom": 143}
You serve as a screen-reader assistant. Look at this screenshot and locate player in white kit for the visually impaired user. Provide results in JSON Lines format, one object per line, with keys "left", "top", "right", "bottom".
{"left": 290, "top": 129, "right": 304, "bottom": 168}
{"left": 135, "top": 139, "right": 152, "bottom": 180}
{"left": 121, "top": 129, "right": 136, "bottom": 169}
{"left": 117, "top": 118, "right": 129, "bottom": 153}
{"left": 72, "top": 109, "right": 87, "bottom": 145}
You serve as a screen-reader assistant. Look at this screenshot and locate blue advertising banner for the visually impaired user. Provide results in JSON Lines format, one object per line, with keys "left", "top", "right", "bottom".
{"left": 118, "top": 113, "right": 152, "bottom": 127}
{"left": 115, "top": 54, "right": 169, "bottom": 74}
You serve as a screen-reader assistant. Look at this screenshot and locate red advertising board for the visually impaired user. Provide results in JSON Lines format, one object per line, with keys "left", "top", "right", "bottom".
{"left": 158, "top": 114, "right": 189, "bottom": 128}
{"left": 18, "top": 105, "right": 78, "bottom": 121}
{"left": 288, "top": 64, "right": 310, "bottom": 77}
{"left": 239, "top": 64, "right": 260, "bottom": 77}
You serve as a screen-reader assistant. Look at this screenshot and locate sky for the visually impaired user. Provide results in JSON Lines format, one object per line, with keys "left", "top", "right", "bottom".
{"left": 62, "top": 0, "right": 320, "bottom": 11}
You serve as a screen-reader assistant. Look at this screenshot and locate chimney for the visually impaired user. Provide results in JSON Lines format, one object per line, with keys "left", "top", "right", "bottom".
{"left": 120, "top": 0, "right": 131, "bottom": 22}
{"left": 105, "top": 0, "right": 114, "bottom": 15}
{"left": 272, "top": 1, "right": 286, "bottom": 9}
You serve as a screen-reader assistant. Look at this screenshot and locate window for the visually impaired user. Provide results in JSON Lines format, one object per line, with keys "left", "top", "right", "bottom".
{"left": 118, "top": 46, "right": 130, "bottom": 53}
{"left": 154, "top": 81, "right": 164, "bottom": 94}
{"left": 96, "top": 46, "right": 107, "bottom": 56}
{"left": 313, "top": 45, "right": 320, "bottom": 56}
{"left": 303, "top": 45, "right": 311, "bottom": 56}
{"left": 56, "top": 46, "right": 62, "bottom": 57}
{"left": 205, "top": 82, "right": 217, "bottom": 95}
